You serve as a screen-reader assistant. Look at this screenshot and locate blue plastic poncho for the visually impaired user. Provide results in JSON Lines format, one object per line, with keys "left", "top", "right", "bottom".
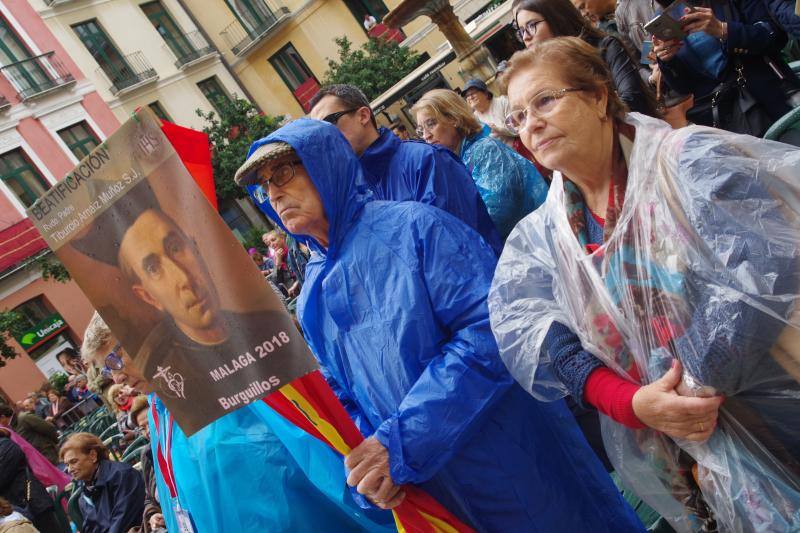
{"left": 250, "top": 118, "right": 643, "bottom": 532}
{"left": 147, "top": 395, "right": 393, "bottom": 532}
{"left": 459, "top": 124, "right": 549, "bottom": 239}
{"left": 359, "top": 127, "right": 502, "bottom": 254}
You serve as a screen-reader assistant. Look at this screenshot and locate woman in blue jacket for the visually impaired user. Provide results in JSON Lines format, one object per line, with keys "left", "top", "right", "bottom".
{"left": 233, "top": 118, "right": 642, "bottom": 532}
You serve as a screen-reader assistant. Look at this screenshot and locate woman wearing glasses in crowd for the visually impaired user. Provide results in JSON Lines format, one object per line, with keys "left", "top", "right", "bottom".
{"left": 513, "top": 0, "right": 657, "bottom": 117}
{"left": 412, "top": 89, "right": 548, "bottom": 239}
{"left": 490, "top": 37, "right": 800, "bottom": 531}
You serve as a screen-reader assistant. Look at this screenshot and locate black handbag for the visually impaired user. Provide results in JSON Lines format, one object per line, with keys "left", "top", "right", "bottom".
{"left": 687, "top": 61, "right": 774, "bottom": 136}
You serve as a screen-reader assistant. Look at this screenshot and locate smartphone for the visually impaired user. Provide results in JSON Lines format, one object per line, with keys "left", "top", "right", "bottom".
{"left": 643, "top": 1, "right": 694, "bottom": 41}
{"left": 641, "top": 40, "right": 654, "bottom": 64}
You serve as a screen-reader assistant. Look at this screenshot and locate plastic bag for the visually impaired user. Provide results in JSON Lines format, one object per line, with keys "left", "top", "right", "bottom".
{"left": 489, "top": 112, "right": 800, "bottom": 532}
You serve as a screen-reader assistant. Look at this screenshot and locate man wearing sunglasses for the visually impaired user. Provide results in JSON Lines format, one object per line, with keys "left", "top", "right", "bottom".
{"left": 307, "top": 84, "right": 502, "bottom": 255}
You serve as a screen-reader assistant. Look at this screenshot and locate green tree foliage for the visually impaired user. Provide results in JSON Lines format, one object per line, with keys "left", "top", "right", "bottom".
{"left": 322, "top": 36, "right": 421, "bottom": 100}
{"left": 242, "top": 226, "right": 270, "bottom": 254}
{"left": 48, "top": 372, "right": 69, "bottom": 395}
{"left": 34, "top": 255, "right": 71, "bottom": 283}
{"left": 197, "top": 97, "right": 284, "bottom": 202}
{"left": 0, "top": 310, "right": 26, "bottom": 367}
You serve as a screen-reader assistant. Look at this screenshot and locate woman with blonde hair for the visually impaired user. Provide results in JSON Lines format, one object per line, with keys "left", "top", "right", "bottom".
{"left": 490, "top": 36, "right": 800, "bottom": 531}
{"left": 412, "top": 88, "right": 548, "bottom": 238}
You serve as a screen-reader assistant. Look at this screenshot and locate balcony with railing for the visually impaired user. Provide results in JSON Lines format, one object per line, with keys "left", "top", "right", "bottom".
{"left": 220, "top": 2, "right": 291, "bottom": 56}
{"left": 163, "top": 31, "right": 217, "bottom": 69}
{"left": 0, "top": 52, "right": 75, "bottom": 101}
{"left": 96, "top": 51, "right": 158, "bottom": 96}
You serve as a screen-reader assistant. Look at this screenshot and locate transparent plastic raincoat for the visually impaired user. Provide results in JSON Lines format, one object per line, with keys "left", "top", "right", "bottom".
{"left": 249, "top": 118, "right": 643, "bottom": 533}
{"left": 489, "top": 113, "right": 800, "bottom": 532}
{"left": 460, "top": 125, "right": 549, "bottom": 239}
{"left": 147, "top": 395, "right": 393, "bottom": 532}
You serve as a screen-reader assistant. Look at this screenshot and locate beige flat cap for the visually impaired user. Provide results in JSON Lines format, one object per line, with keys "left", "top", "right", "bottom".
{"left": 234, "top": 141, "right": 295, "bottom": 187}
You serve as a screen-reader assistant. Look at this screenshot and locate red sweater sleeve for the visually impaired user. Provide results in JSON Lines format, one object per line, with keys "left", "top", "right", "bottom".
{"left": 584, "top": 367, "right": 647, "bottom": 429}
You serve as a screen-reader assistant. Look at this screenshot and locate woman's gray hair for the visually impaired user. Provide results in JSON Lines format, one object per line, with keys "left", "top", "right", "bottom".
{"left": 81, "top": 311, "right": 114, "bottom": 365}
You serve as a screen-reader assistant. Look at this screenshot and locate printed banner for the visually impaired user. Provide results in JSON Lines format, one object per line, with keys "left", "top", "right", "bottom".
{"left": 27, "top": 109, "right": 318, "bottom": 435}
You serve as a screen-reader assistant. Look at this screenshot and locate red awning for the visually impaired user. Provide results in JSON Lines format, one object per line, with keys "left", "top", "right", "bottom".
{"left": 0, "top": 218, "right": 48, "bottom": 273}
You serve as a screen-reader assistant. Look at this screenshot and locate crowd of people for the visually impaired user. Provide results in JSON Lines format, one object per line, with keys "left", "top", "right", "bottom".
{"left": 1, "top": 1, "right": 800, "bottom": 531}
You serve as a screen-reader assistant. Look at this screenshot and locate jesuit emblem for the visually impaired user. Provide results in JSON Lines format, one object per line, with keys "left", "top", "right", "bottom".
{"left": 153, "top": 365, "right": 186, "bottom": 399}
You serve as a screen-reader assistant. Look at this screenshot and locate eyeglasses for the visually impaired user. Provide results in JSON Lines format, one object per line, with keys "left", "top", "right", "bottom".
{"left": 513, "top": 18, "right": 546, "bottom": 42}
{"left": 505, "top": 88, "right": 583, "bottom": 134}
{"left": 256, "top": 159, "right": 303, "bottom": 201}
{"left": 415, "top": 118, "right": 438, "bottom": 138}
{"left": 104, "top": 344, "right": 124, "bottom": 371}
{"left": 321, "top": 108, "right": 359, "bottom": 124}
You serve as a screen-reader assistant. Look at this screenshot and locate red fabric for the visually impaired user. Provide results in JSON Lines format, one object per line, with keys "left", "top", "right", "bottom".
{"left": 159, "top": 121, "right": 217, "bottom": 210}
{"left": 584, "top": 367, "right": 646, "bottom": 429}
{"left": 0, "top": 219, "right": 48, "bottom": 272}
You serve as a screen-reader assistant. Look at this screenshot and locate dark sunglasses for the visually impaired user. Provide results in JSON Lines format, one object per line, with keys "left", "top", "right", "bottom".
{"left": 322, "top": 108, "right": 359, "bottom": 124}
{"left": 104, "top": 343, "right": 124, "bottom": 371}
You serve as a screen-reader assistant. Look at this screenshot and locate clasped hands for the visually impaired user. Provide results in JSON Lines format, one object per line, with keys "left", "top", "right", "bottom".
{"left": 345, "top": 437, "right": 406, "bottom": 510}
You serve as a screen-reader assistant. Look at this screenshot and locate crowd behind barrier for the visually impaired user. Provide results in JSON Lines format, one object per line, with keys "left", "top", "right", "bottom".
{"left": 3, "top": 2, "right": 800, "bottom": 531}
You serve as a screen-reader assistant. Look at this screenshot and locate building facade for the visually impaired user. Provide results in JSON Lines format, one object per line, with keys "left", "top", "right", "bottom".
{"left": 0, "top": 0, "right": 116, "bottom": 403}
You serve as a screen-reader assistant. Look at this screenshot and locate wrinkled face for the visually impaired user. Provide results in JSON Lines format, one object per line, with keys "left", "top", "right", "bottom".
{"left": 22, "top": 398, "right": 35, "bottom": 411}
{"left": 308, "top": 95, "right": 371, "bottom": 153}
{"left": 516, "top": 9, "right": 554, "bottom": 48}
{"left": 120, "top": 209, "right": 221, "bottom": 334}
{"left": 415, "top": 108, "right": 462, "bottom": 154}
{"left": 259, "top": 157, "right": 328, "bottom": 239}
{"left": 463, "top": 89, "right": 491, "bottom": 113}
{"left": 98, "top": 339, "right": 151, "bottom": 393}
{"left": 135, "top": 409, "right": 150, "bottom": 440}
{"left": 64, "top": 449, "right": 98, "bottom": 482}
{"left": 265, "top": 233, "right": 285, "bottom": 251}
{"left": 507, "top": 62, "right": 607, "bottom": 173}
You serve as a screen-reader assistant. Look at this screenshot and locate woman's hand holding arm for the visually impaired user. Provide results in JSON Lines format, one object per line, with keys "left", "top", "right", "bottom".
{"left": 632, "top": 360, "right": 723, "bottom": 442}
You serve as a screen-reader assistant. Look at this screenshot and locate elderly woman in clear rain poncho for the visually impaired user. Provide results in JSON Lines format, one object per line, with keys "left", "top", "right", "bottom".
{"left": 489, "top": 37, "right": 800, "bottom": 532}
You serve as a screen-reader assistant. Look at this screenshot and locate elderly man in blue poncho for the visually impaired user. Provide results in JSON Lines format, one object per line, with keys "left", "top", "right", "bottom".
{"left": 234, "top": 118, "right": 644, "bottom": 533}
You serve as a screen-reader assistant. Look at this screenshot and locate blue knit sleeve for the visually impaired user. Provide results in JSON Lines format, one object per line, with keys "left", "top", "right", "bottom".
{"left": 543, "top": 321, "right": 605, "bottom": 407}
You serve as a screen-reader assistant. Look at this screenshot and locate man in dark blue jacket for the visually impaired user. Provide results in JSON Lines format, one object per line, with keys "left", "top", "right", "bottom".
{"left": 61, "top": 433, "right": 144, "bottom": 533}
{"left": 308, "top": 84, "right": 503, "bottom": 254}
{"left": 766, "top": 0, "right": 800, "bottom": 38}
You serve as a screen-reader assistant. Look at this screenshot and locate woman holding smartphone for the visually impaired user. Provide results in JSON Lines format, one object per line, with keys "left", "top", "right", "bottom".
{"left": 653, "top": 0, "right": 799, "bottom": 136}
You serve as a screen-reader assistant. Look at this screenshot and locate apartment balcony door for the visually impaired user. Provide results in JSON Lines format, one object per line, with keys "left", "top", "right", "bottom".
{"left": 141, "top": 1, "right": 195, "bottom": 62}
{"left": 226, "top": 0, "right": 276, "bottom": 35}
{"left": 0, "top": 18, "right": 51, "bottom": 95}
{"left": 73, "top": 20, "right": 134, "bottom": 89}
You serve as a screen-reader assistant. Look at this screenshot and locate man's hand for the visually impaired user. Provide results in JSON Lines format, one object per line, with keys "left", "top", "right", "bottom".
{"left": 149, "top": 513, "right": 165, "bottom": 529}
{"left": 344, "top": 437, "right": 405, "bottom": 509}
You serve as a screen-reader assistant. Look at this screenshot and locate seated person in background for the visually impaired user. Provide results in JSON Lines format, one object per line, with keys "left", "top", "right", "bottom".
{"left": 264, "top": 230, "right": 306, "bottom": 297}
{"left": 60, "top": 433, "right": 144, "bottom": 533}
{"left": 0, "top": 496, "right": 37, "bottom": 533}
{"left": 66, "top": 375, "right": 93, "bottom": 404}
{"left": 308, "top": 83, "right": 503, "bottom": 255}
{"left": 0, "top": 404, "right": 59, "bottom": 466}
{"left": 462, "top": 79, "right": 517, "bottom": 148}
{"left": 248, "top": 247, "right": 273, "bottom": 275}
{"left": 389, "top": 122, "right": 411, "bottom": 140}
{"left": 128, "top": 396, "right": 165, "bottom": 533}
{"left": 44, "top": 391, "right": 74, "bottom": 429}
{"left": 0, "top": 429, "right": 63, "bottom": 532}
{"left": 413, "top": 88, "right": 549, "bottom": 239}
{"left": 106, "top": 385, "right": 136, "bottom": 444}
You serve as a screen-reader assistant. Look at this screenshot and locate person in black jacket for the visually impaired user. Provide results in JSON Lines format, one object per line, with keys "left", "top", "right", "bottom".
{"left": 765, "top": 0, "right": 800, "bottom": 39}
{"left": 512, "top": 0, "right": 659, "bottom": 117}
{"left": 654, "top": 0, "right": 800, "bottom": 136}
{"left": 60, "top": 433, "right": 144, "bottom": 533}
{"left": 0, "top": 428, "right": 64, "bottom": 532}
